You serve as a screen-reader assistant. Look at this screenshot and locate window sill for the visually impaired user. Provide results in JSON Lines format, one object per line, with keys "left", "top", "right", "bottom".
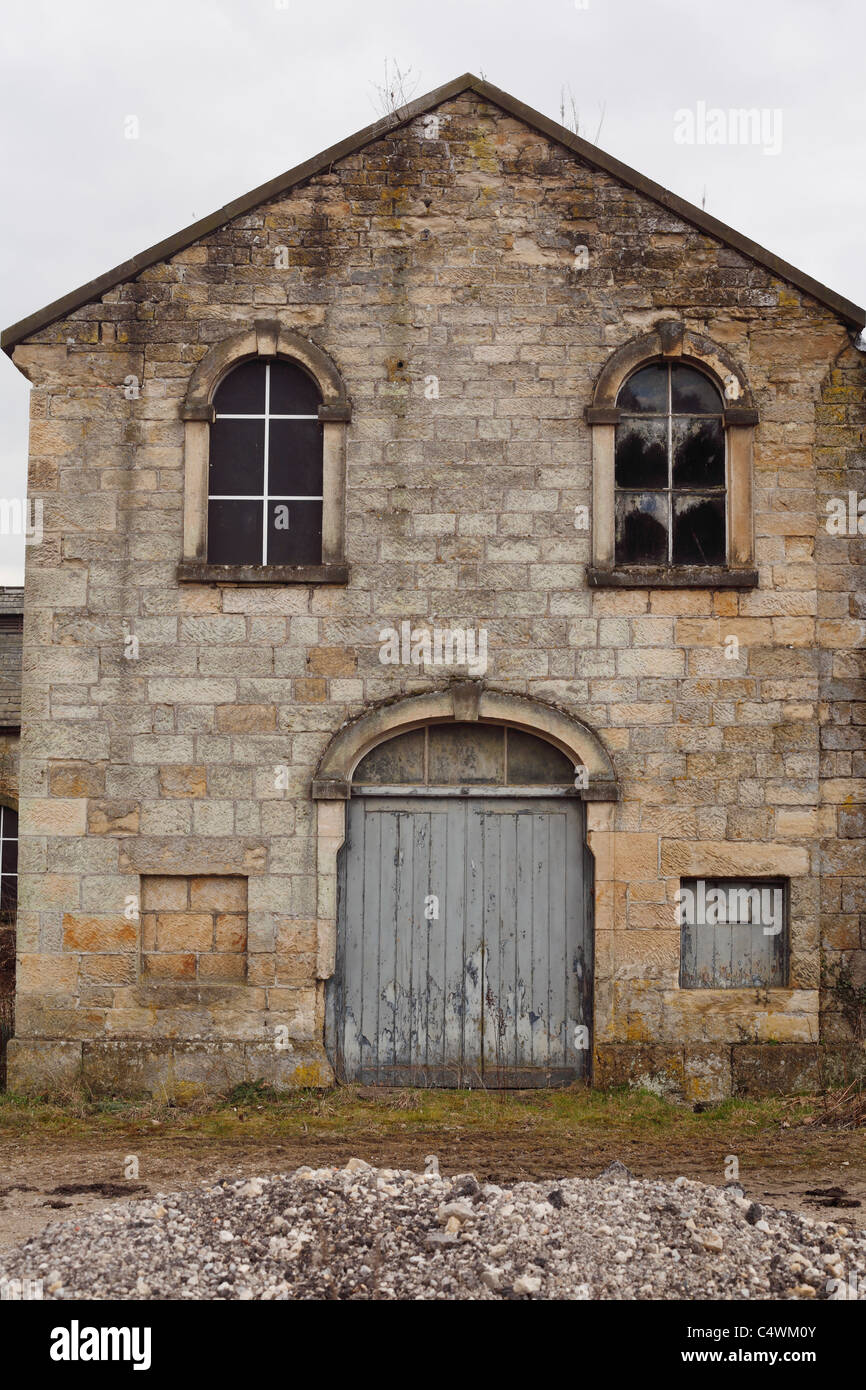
{"left": 177, "top": 562, "right": 349, "bottom": 585}
{"left": 586, "top": 566, "right": 758, "bottom": 590}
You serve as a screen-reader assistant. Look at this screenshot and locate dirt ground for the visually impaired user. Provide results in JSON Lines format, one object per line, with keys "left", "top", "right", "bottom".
{"left": 2, "top": 1098, "right": 864, "bottom": 1253}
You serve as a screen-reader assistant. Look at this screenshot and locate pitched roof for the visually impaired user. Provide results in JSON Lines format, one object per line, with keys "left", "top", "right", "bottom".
{"left": 0, "top": 586, "right": 23, "bottom": 616}
{"left": 3, "top": 72, "right": 864, "bottom": 355}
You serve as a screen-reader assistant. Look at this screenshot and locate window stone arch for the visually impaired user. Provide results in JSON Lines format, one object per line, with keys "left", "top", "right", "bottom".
{"left": 311, "top": 685, "right": 620, "bottom": 799}
{"left": 178, "top": 321, "right": 351, "bottom": 583}
{"left": 585, "top": 321, "right": 758, "bottom": 586}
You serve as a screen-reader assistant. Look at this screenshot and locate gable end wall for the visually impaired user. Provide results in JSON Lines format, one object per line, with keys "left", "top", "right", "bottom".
{"left": 5, "top": 92, "right": 865, "bottom": 1097}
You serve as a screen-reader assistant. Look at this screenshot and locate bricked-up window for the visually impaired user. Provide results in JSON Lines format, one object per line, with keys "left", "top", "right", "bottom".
{"left": 140, "top": 875, "right": 247, "bottom": 983}
{"left": 0, "top": 805, "right": 17, "bottom": 920}
{"left": 207, "top": 358, "right": 323, "bottom": 566}
{"left": 615, "top": 363, "right": 726, "bottom": 566}
{"left": 678, "top": 878, "right": 788, "bottom": 988}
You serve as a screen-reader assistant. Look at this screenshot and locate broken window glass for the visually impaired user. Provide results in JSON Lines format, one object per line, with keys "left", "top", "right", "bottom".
{"left": 614, "top": 361, "right": 726, "bottom": 567}
{"left": 673, "top": 495, "right": 726, "bottom": 565}
{"left": 615, "top": 419, "right": 667, "bottom": 488}
{"left": 615, "top": 492, "right": 668, "bottom": 565}
{"left": 672, "top": 418, "right": 724, "bottom": 487}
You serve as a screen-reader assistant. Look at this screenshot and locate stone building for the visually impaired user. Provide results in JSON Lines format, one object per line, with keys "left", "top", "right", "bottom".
{"left": 1, "top": 74, "right": 864, "bottom": 1099}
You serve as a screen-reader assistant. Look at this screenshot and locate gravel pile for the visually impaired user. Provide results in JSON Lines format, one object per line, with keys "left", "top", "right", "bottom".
{"left": 2, "top": 1159, "right": 865, "bottom": 1300}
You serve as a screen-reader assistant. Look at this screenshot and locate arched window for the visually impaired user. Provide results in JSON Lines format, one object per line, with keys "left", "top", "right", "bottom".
{"left": 352, "top": 723, "right": 577, "bottom": 787}
{"left": 585, "top": 322, "right": 758, "bottom": 588}
{"left": 179, "top": 323, "right": 351, "bottom": 584}
{"left": 614, "top": 361, "right": 725, "bottom": 567}
{"left": 208, "top": 358, "right": 324, "bottom": 567}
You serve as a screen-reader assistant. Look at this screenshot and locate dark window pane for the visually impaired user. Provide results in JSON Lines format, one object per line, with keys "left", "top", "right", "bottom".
{"left": 213, "top": 359, "right": 266, "bottom": 414}
{"left": 616, "top": 492, "right": 669, "bottom": 565}
{"left": 208, "top": 499, "right": 263, "bottom": 565}
{"left": 672, "top": 418, "right": 725, "bottom": 487}
{"left": 673, "top": 494, "right": 726, "bottom": 565}
{"left": 506, "top": 729, "right": 574, "bottom": 784}
{"left": 266, "top": 499, "right": 322, "bottom": 565}
{"left": 209, "top": 419, "right": 264, "bottom": 496}
{"left": 671, "top": 364, "right": 722, "bottom": 414}
{"left": 268, "top": 360, "right": 321, "bottom": 415}
{"left": 268, "top": 420, "right": 324, "bottom": 496}
{"left": 1, "top": 839, "right": 16, "bottom": 874}
{"left": 428, "top": 723, "right": 504, "bottom": 784}
{"left": 615, "top": 418, "right": 668, "bottom": 487}
{"left": 0, "top": 873, "right": 16, "bottom": 915}
{"left": 2, "top": 806, "right": 17, "bottom": 836}
{"left": 354, "top": 729, "right": 426, "bottom": 784}
{"left": 616, "top": 364, "right": 667, "bottom": 413}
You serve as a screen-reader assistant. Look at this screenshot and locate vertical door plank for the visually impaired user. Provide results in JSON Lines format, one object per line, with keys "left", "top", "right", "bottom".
{"left": 514, "top": 810, "right": 535, "bottom": 1065}
{"left": 374, "top": 809, "right": 398, "bottom": 1079}
{"left": 548, "top": 808, "right": 568, "bottom": 1070}
{"left": 442, "top": 799, "right": 466, "bottom": 1080}
{"left": 424, "top": 808, "right": 449, "bottom": 1075}
{"left": 499, "top": 809, "right": 519, "bottom": 1073}
{"left": 463, "top": 799, "right": 485, "bottom": 1086}
{"left": 343, "top": 805, "right": 373, "bottom": 1079}
{"left": 480, "top": 806, "right": 502, "bottom": 1078}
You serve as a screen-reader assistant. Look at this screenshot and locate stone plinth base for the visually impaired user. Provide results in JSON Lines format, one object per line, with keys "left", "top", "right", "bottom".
{"left": 594, "top": 1042, "right": 866, "bottom": 1101}
{"left": 6, "top": 1038, "right": 333, "bottom": 1097}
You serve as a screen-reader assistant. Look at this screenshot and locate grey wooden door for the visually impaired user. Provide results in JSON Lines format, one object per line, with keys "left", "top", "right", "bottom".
{"left": 327, "top": 795, "right": 593, "bottom": 1087}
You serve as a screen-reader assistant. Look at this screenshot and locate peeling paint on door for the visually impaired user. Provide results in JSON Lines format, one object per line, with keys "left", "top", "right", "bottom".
{"left": 326, "top": 796, "right": 593, "bottom": 1087}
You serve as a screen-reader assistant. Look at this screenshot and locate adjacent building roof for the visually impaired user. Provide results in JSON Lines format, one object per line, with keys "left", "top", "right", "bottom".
{"left": 0, "top": 587, "right": 23, "bottom": 732}
{"left": 2, "top": 72, "right": 864, "bottom": 355}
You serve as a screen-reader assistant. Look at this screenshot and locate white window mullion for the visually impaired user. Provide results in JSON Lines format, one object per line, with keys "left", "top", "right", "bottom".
{"left": 210, "top": 494, "right": 322, "bottom": 502}
{"left": 262, "top": 363, "right": 271, "bottom": 564}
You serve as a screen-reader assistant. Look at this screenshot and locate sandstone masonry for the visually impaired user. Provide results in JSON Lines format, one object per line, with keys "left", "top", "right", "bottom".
{"left": 2, "top": 76, "right": 865, "bottom": 1099}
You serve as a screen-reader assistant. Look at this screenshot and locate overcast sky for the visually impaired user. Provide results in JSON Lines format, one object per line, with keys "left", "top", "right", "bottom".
{"left": 1, "top": 0, "right": 864, "bottom": 584}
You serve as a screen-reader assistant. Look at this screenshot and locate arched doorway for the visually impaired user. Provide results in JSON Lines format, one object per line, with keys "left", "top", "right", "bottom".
{"left": 325, "top": 721, "right": 595, "bottom": 1087}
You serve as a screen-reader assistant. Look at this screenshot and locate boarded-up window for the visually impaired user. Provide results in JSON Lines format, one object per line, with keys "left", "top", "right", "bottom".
{"left": 678, "top": 878, "right": 787, "bottom": 988}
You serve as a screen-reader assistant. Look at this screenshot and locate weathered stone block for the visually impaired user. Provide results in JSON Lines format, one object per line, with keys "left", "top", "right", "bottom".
{"left": 61, "top": 914, "right": 137, "bottom": 952}
{"left": 158, "top": 765, "right": 207, "bottom": 797}
{"left": 6, "top": 1039, "right": 82, "bottom": 1093}
{"left": 155, "top": 912, "right": 214, "bottom": 952}
{"left": 189, "top": 875, "right": 246, "bottom": 910}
